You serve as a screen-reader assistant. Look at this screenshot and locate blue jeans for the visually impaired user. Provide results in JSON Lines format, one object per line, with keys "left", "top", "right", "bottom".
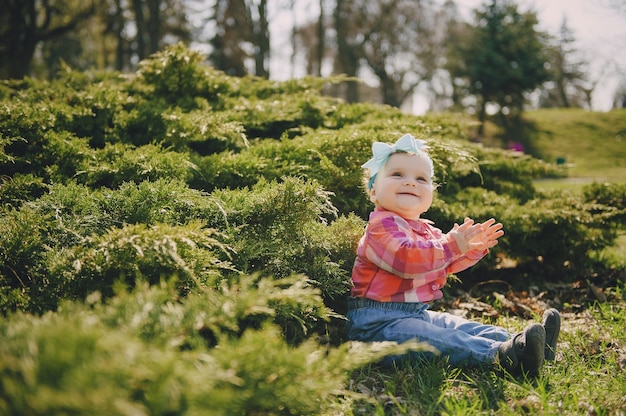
{"left": 345, "top": 297, "right": 511, "bottom": 367}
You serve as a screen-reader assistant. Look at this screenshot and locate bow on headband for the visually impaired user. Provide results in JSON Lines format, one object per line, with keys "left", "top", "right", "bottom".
{"left": 362, "top": 134, "right": 432, "bottom": 185}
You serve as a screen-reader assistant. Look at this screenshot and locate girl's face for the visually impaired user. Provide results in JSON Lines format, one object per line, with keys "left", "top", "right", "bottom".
{"left": 370, "top": 152, "right": 433, "bottom": 220}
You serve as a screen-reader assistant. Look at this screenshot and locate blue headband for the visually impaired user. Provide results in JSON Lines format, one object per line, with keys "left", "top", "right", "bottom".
{"left": 362, "top": 134, "right": 434, "bottom": 189}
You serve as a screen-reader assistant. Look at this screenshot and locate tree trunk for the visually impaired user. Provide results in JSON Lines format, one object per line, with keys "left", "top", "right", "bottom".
{"left": 112, "top": 0, "right": 126, "bottom": 71}
{"left": 556, "top": 76, "right": 571, "bottom": 107}
{"left": 315, "top": 0, "right": 324, "bottom": 77}
{"left": 0, "top": 0, "right": 37, "bottom": 78}
{"left": 0, "top": 0, "right": 96, "bottom": 79}
{"left": 132, "top": 0, "right": 148, "bottom": 60}
{"left": 334, "top": 0, "right": 360, "bottom": 102}
{"left": 477, "top": 100, "right": 487, "bottom": 137}
{"left": 378, "top": 72, "right": 401, "bottom": 108}
{"left": 254, "top": 0, "right": 270, "bottom": 78}
{"left": 147, "top": 0, "right": 161, "bottom": 55}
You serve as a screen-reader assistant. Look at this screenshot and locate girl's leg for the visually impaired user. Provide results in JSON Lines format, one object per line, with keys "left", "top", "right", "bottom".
{"left": 381, "top": 312, "right": 505, "bottom": 365}
{"left": 426, "top": 310, "right": 511, "bottom": 342}
{"left": 346, "top": 301, "right": 508, "bottom": 366}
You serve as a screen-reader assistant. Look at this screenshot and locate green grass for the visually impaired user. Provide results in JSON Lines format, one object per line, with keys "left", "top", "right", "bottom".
{"left": 342, "top": 301, "right": 626, "bottom": 415}
{"left": 525, "top": 108, "right": 626, "bottom": 182}
{"left": 532, "top": 178, "right": 589, "bottom": 193}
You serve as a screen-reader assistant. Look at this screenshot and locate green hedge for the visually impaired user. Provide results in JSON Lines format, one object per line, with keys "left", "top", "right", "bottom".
{"left": 0, "top": 279, "right": 421, "bottom": 415}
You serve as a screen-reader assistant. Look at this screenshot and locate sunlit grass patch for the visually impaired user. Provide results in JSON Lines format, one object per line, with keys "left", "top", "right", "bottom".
{"left": 343, "top": 301, "right": 626, "bottom": 415}
{"left": 524, "top": 109, "right": 626, "bottom": 181}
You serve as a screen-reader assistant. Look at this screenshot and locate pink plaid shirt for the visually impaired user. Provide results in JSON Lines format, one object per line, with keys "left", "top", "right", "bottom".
{"left": 351, "top": 208, "right": 487, "bottom": 303}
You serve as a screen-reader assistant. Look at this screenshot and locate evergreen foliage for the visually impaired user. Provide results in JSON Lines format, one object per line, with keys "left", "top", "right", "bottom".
{"left": 0, "top": 280, "right": 420, "bottom": 415}
{"left": 0, "top": 44, "right": 624, "bottom": 413}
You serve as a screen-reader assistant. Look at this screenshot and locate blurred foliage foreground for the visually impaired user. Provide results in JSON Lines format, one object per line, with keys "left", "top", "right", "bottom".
{"left": 1, "top": 44, "right": 625, "bottom": 414}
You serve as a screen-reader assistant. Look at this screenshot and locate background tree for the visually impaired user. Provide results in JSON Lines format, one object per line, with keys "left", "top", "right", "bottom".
{"left": 290, "top": 0, "right": 326, "bottom": 78}
{"left": 539, "top": 17, "right": 589, "bottom": 109}
{"left": 332, "top": 0, "right": 443, "bottom": 108}
{"left": 98, "top": 0, "right": 191, "bottom": 71}
{"left": 130, "top": 0, "right": 190, "bottom": 60}
{"left": 613, "top": 79, "right": 626, "bottom": 108}
{"left": 425, "top": 0, "right": 465, "bottom": 112}
{"left": 315, "top": 0, "right": 326, "bottom": 77}
{"left": 361, "top": 0, "right": 440, "bottom": 108}
{"left": 447, "top": 0, "right": 550, "bottom": 135}
{"left": 207, "top": 0, "right": 253, "bottom": 76}
{"left": 5, "top": 0, "right": 614, "bottom": 116}
{"left": 35, "top": 22, "right": 98, "bottom": 78}
{"left": 1, "top": 0, "right": 192, "bottom": 79}
{"left": 333, "top": 0, "right": 362, "bottom": 102}
{"left": 252, "top": 0, "right": 271, "bottom": 78}
{"left": 205, "top": 0, "right": 271, "bottom": 78}
{"left": 0, "top": 0, "right": 96, "bottom": 79}
{"left": 100, "top": 0, "right": 127, "bottom": 71}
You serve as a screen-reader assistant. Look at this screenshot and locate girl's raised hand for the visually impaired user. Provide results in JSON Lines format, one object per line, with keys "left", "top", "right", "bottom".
{"left": 469, "top": 218, "right": 504, "bottom": 250}
{"left": 449, "top": 217, "right": 483, "bottom": 253}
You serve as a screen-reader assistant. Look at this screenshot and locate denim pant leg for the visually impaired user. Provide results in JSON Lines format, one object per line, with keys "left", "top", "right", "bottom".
{"left": 424, "top": 309, "right": 511, "bottom": 364}
{"left": 346, "top": 298, "right": 510, "bottom": 366}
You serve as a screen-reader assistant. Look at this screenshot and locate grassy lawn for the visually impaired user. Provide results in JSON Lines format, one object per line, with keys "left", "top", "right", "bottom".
{"left": 342, "top": 301, "right": 626, "bottom": 415}
{"left": 524, "top": 108, "right": 626, "bottom": 182}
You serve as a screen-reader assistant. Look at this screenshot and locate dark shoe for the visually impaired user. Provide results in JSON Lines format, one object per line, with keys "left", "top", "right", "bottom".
{"left": 498, "top": 323, "right": 546, "bottom": 376}
{"left": 542, "top": 308, "right": 561, "bottom": 361}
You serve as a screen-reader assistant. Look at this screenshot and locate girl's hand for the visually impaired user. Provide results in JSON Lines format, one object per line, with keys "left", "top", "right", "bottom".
{"left": 469, "top": 218, "right": 504, "bottom": 250}
{"left": 449, "top": 217, "right": 484, "bottom": 253}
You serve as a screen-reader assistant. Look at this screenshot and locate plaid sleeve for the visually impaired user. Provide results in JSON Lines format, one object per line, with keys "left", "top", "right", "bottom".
{"left": 447, "top": 248, "right": 486, "bottom": 273}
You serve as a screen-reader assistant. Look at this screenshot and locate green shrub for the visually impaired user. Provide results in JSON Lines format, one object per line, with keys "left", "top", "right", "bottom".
{"left": 189, "top": 151, "right": 276, "bottom": 192}
{"left": 0, "top": 100, "right": 58, "bottom": 177}
{"left": 137, "top": 42, "right": 232, "bottom": 111}
{"left": 427, "top": 186, "right": 623, "bottom": 280}
{"left": 189, "top": 127, "right": 484, "bottom": 218}
{"left": 499, "top": 191, "right": 617, "bottom": 278}
{"left": 0, "top": 279, "right": 416, "bottom": 415}
{"left": 101, "top": 179, "right": 212, "bottom": 226}
{"left": 204, "top": 177, "right": 338, "bottom": 275}
{"left": 44, "top": 221, "right": 232, "bottom": 307}
{"left": 583, "top": 182, "right": 626, "bottom": 227}
{"left": 160, "top": 108, "right": 247, "bottom": 153}
{"left": 48, "top": 88, "right": 120, "bottom": 148}
{"left": 221, "top": 75, "right": 348, "bottom": 140}
{"left": 26, "top": 181, "right": 112, "bottom": 247}
{"left": 0, "top": 206, "right": 49, "bottom": 313}
{"left": 110, "top": 98, "right": 170, "bottom": 146}
{"left": 226, "top": 90, "right": 329, "bottom": 139}
{"left": 0, "top": 133, "right": 21, "bottom": 165}
{"left": 437, "top": 145, "right": 560, "bottom": 202}
{"left": 322, "top": 100, "right": 392, "bottom": 129}
{"left": 91, "top": 274, "right": 333, "bottom": 349}
{"left": 42, "top": 131, "right": 94, "bottom": 181}
{"left": 0, "top": 173, "right": 47, "bottom": 208}
{"left": 74, "top": 143, "right": 194, "bottom": 188}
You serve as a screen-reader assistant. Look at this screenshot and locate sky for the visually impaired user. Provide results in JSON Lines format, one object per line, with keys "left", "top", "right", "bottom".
{"left": 269, "top": 0, "right": 626, "bottom": 112}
